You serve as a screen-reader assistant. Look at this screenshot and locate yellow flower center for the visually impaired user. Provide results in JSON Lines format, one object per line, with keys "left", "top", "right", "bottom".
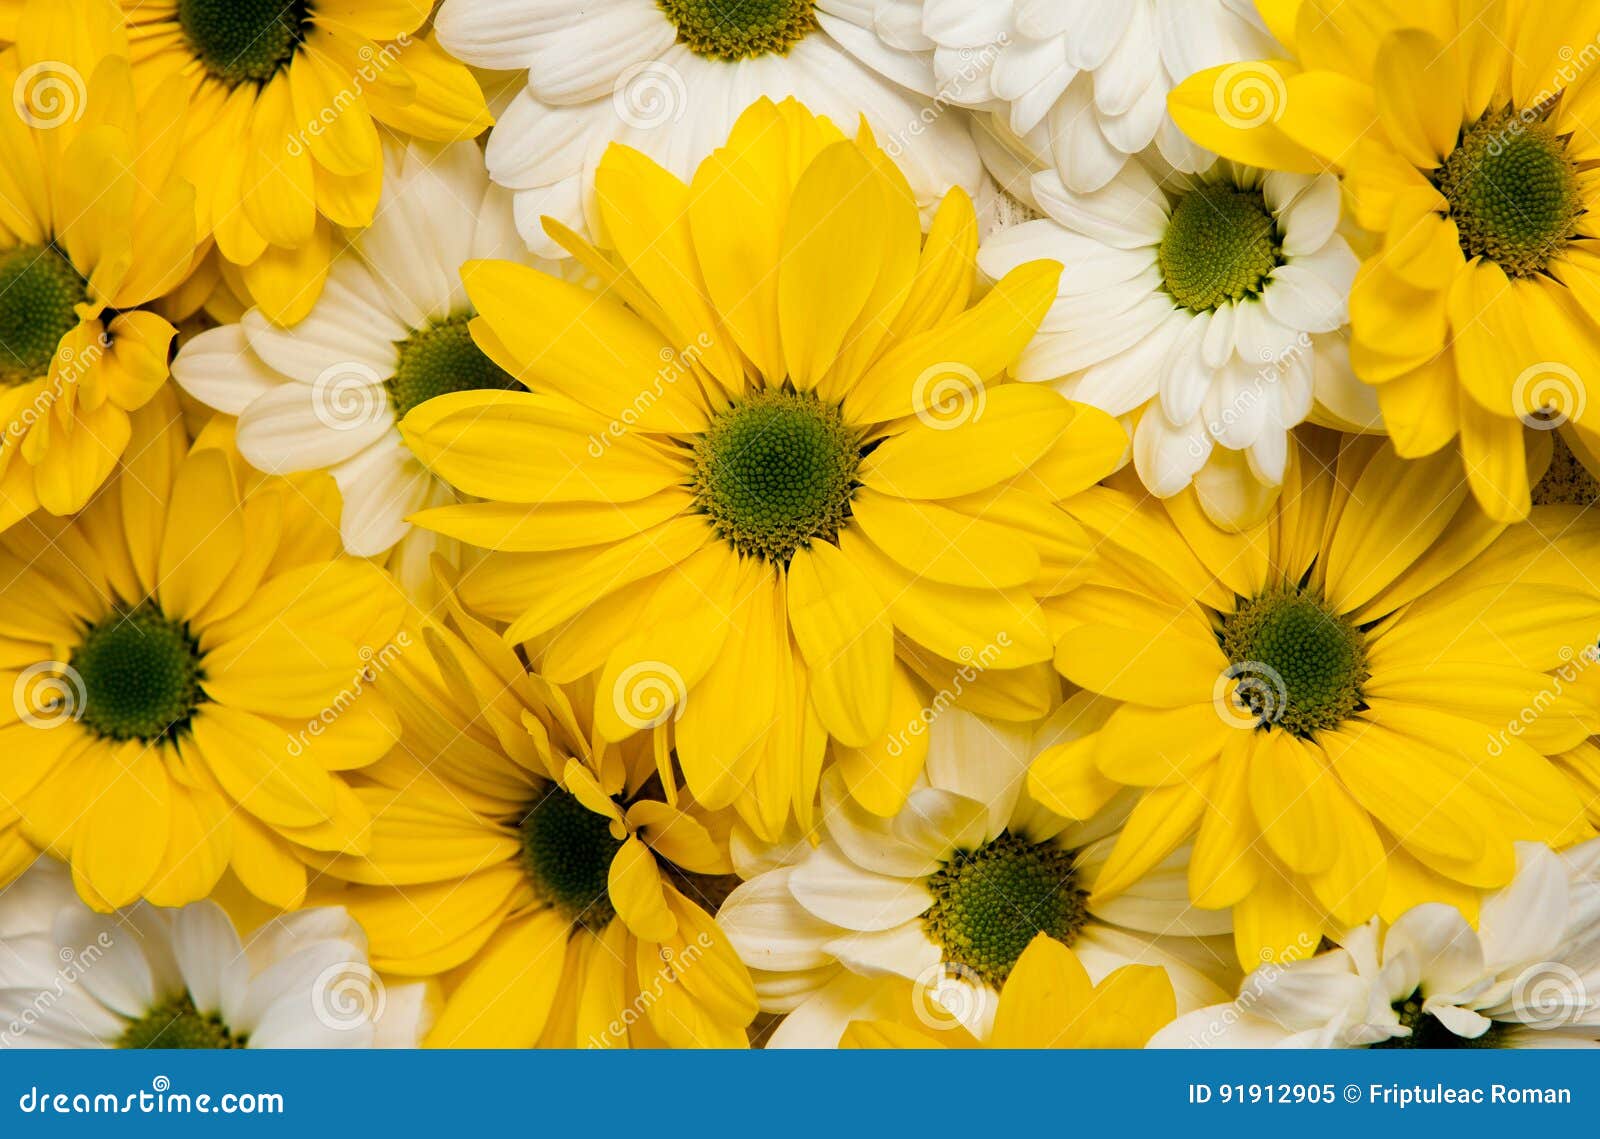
{"left": 658, "top": 0, "right": 818, "bottom": 61}
{"left": 1219, "top": 586, "right": 1369, "bottom": 737}
{"left": 71, "top": 603, "right": 207, "bottom": 743}
{"left": 177, "top": 0, "right": 309, "bottom": 85}
{"left": 0, "top": 244, "right": 87, "bottom": 386}
{"left": 519, "top": 788, "right": 623, "bottom": 933}
{"left": 389, "top": 314, "right": 523, "bottom": 420}
{"left": 1533, "top": 433, "right": 1600, "bottom": 507}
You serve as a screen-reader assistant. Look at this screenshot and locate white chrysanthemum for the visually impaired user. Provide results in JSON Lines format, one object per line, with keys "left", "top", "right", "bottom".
{"left": 1154, "top": 841, "right": 1600, "bottom": 1049}
{"left": 821, "top": 0, "right": 1279, "bottom": 195}
{"left": 718, "top": 702, "right": 1236, "bottom": 1047}
{"left": 979, "top": 156, "right": 1374, "bottom": 529}
{"left": 432, "top": 0, "right": 984, "bottom": 257}
{"left": 0, "top": 860, "right": 431, "bottom": 1049}
{"left": 173, "top": 140, "right": 549, "bottom": 602}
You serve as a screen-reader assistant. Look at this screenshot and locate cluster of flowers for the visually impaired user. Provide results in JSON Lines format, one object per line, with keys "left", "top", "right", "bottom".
{"left": 1, "top": 0, "right": 1599, "bottom": 1051}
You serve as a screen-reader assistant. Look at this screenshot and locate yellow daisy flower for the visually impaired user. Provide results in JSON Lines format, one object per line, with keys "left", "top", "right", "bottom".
{"left": 401, "top": 97, "right": 1127, "bottom": 839}
{"left": 1170, "top": 0, "right": 1600, "bottom": 522}
{"left": 1030, "top": 429, "right": 1600, "bottom": 965}
{"left": 0, "top": 391, "right": 404, "bottom": 912}
{"left": 311, "top": 599, "right": 759, "bottom": 1048}
{"left": 841, "top": 934, "right": 1176, "bottom": 1049}
{"left": 119, "top": 0, "right": 491, "bottom": 325}
{"left": 0, "top": 0, "right": 202, "bottom": 530}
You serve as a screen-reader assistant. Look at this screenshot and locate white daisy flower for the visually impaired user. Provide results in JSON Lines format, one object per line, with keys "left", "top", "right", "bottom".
{"left": 820, "top": 0, "right": 1280, "bottom": 195}
{"left": 173, "top": 140, "right": 550, "bottom": 602}
{"left": 0, "top": 860, "right": 431, "bottom": 1049}
{"left": 979, "top": 156, "right": 1373, "bottom": 529}
{"left": 1154, "top": 841, "right": 1600, "bottom": 1049}
{"left": 433, "top": 0, "right": 984, "bottom": 258}
{"left": 718, "top": 701, "right": 1236, "bottom": 1047}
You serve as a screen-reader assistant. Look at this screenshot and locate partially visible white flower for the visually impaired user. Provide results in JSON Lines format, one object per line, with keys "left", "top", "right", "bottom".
{"left": 0, "top": 859, "right": 432, "bottom": 1049}
{"left": 1154, "top": 841, "right": 1600, "bottom": 1049}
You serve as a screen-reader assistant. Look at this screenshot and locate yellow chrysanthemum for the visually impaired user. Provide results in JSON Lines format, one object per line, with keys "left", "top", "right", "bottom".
{"left": 310, "top": 598, "right": 758, "bottom": 1048}
{"left": 1171, "top": 0, "right": 1600, "bottom": 523}
{"left": 841, "top": 935, "right": 1176, "bottom": 1049}
{"left": 0, "top": 391, "right": 404, "bottom": 911}
{"left": 118, "top": 0, "right": 490, "bottom": 324}
{"left": 0, "top": 0, "right": 203, "bottom": 530}
{"left": 401, "top": 97, "right": 1127, "bottom": 839}
{"left": 1030, "top": 429, "right": 1600, "bottom": 965}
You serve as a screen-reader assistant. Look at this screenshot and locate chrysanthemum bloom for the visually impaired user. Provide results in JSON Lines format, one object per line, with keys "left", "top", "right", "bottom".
{"left": 842, "top": 934, "right": 1177, "bottom": 1048}
{"left": 0, "top": 0, "right": 203, "bottom": 531}
{"left": 403, "top": 97, "right": 1126, "bottom": 838}
{"left": 981, "top": 155, "right": 1370, "bottom": 528}
{"left": 1030, "top": 429, "right": 1600, "bottom": 965}
{"left": 174, "top": 140, "right": 553, "bottom": 602}
{"left": 0, "top": 858, "right": 431, "bottom": 1048}
{"left": 0, "top": 394, "right": 404, "bottom": 911}
{"left": 117, "top": 0, "right": 490, "bottom": 324}
{"left": 1155, "top": 841, "right": 1600, "bottom": 1048}
{"left": 823, "top": 0, "right": 1279, "bottom": 196}
{"left": 310, "top": 600, "right": 758, "bottom": 1048}
{"left": 1170, "top": 0, "right": 1600, "bottom": 522}
{"left": 432, "top": 0, "right": 982, "bottom": 258}
{"left": 719, "top": 703, "right": 1233, "bottom": 1047}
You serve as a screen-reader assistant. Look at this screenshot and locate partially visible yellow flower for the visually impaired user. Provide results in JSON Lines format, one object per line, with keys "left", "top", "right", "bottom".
{"left": 842, "top": 935, "right": 1176, "bottom": 1049}
{"left": 1171, "top": 0, "right": 1600, "bottom": 522}
{"left": 0, "top": 0, "right": 203, "bottom": 530}
{"left": 312, "top": 597, "right": 759, "bottom": 1048}
{"left": 119, "top": 0, "right": 491, "bottom": 324}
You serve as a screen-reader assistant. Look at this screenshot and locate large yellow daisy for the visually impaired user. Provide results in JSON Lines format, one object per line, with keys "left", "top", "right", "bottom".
{"left": 1031, "top": 429, "right": 1600, "bottom": 965}
{"left": 310, "top": 597, "right": 758, "bottom": 1048}
{"left": 402, "top": 97, "right": 1127, "bottom": 839}
{"left": 119, "top": 0, "right": 490, "bottom": 324}
{"left": 0, "top": 0, "right": 202, "bottom": 530}
{"left": 1171, "top": 0, "right": 1600, "bottom": 522}
{"left": 0, "top": 392, "right": 404, "bottom": 911}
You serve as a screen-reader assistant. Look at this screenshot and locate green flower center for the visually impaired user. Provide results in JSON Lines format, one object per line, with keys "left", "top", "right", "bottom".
{"left": 389, "top": 314, "right": 523, "bottom": 421}
{"left": 70, "top": 603, "right": 206, "bottom": 744}
{"left": 117, "top": 994, "right": 245, "bottom": 1049}
{"left": 1369, "top": 992, "right": 1508, "bottom": 1050}
{"left": 519, "top": 788, "right": 625, "bottom": 934}
{"left": 658, "top": 0, "right": 818, "bottom": 61}
{"left": 0, "top": 245, "right": 88, "bottom": 386}
{"left": 177, "top": 0, "right": 309, "bottom": 85}
{"left": 1433, "top": 106, "right": 1583, "bottom": 278}
{"left": 1158, "top": 184, "right": 1282, "bottom": 312}
{"left": 1220, "top": 585, "right": 1369, "bottom": 738}
{"left": 691, "top": 389, "right": 861, "bottom": 565}
{"left": 1532, "top": 432, "right": 1600, "bottom": 506}
{"left": 921, "top": 833, "right": 1088, "bottom": 988}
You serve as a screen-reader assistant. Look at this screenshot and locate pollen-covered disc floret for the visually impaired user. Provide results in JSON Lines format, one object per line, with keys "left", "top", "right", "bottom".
{"left": 70, "top": 604, "right": 207, "bottom": 744}
{"left": 117, "top": 994, "right": 246, "bottom": 1050}
{"left": 691, "top": 388, "right": 861, "bottom": 564}
{"left": 1158, "top": 184, "right": 1283, "bottom": 312}
{"left": 177, "top": 0, "right": 309, "bottom": 85}
{"left": 389, "top": 314, "right": 523, "bottom": 420}
{"left": 1220, "top": 585, "right": 1369, "bottom": 738}
{"left": 1434, "top": 107, "right": 1583, "bottom": 278}
{"left": 1533, "top": 434, "right": 1600, "bottom": 506}
{"left": 0, "top": 245, "right": 88, "bottom": 386}
{"left": 658, "top": 0, "right": 818, "bottom": 61}
{"left": 519, "top": 788, "right": 624, "bottom": 933}
{"left": 922, "top": 833, "right": 1088, "bottom": 988}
